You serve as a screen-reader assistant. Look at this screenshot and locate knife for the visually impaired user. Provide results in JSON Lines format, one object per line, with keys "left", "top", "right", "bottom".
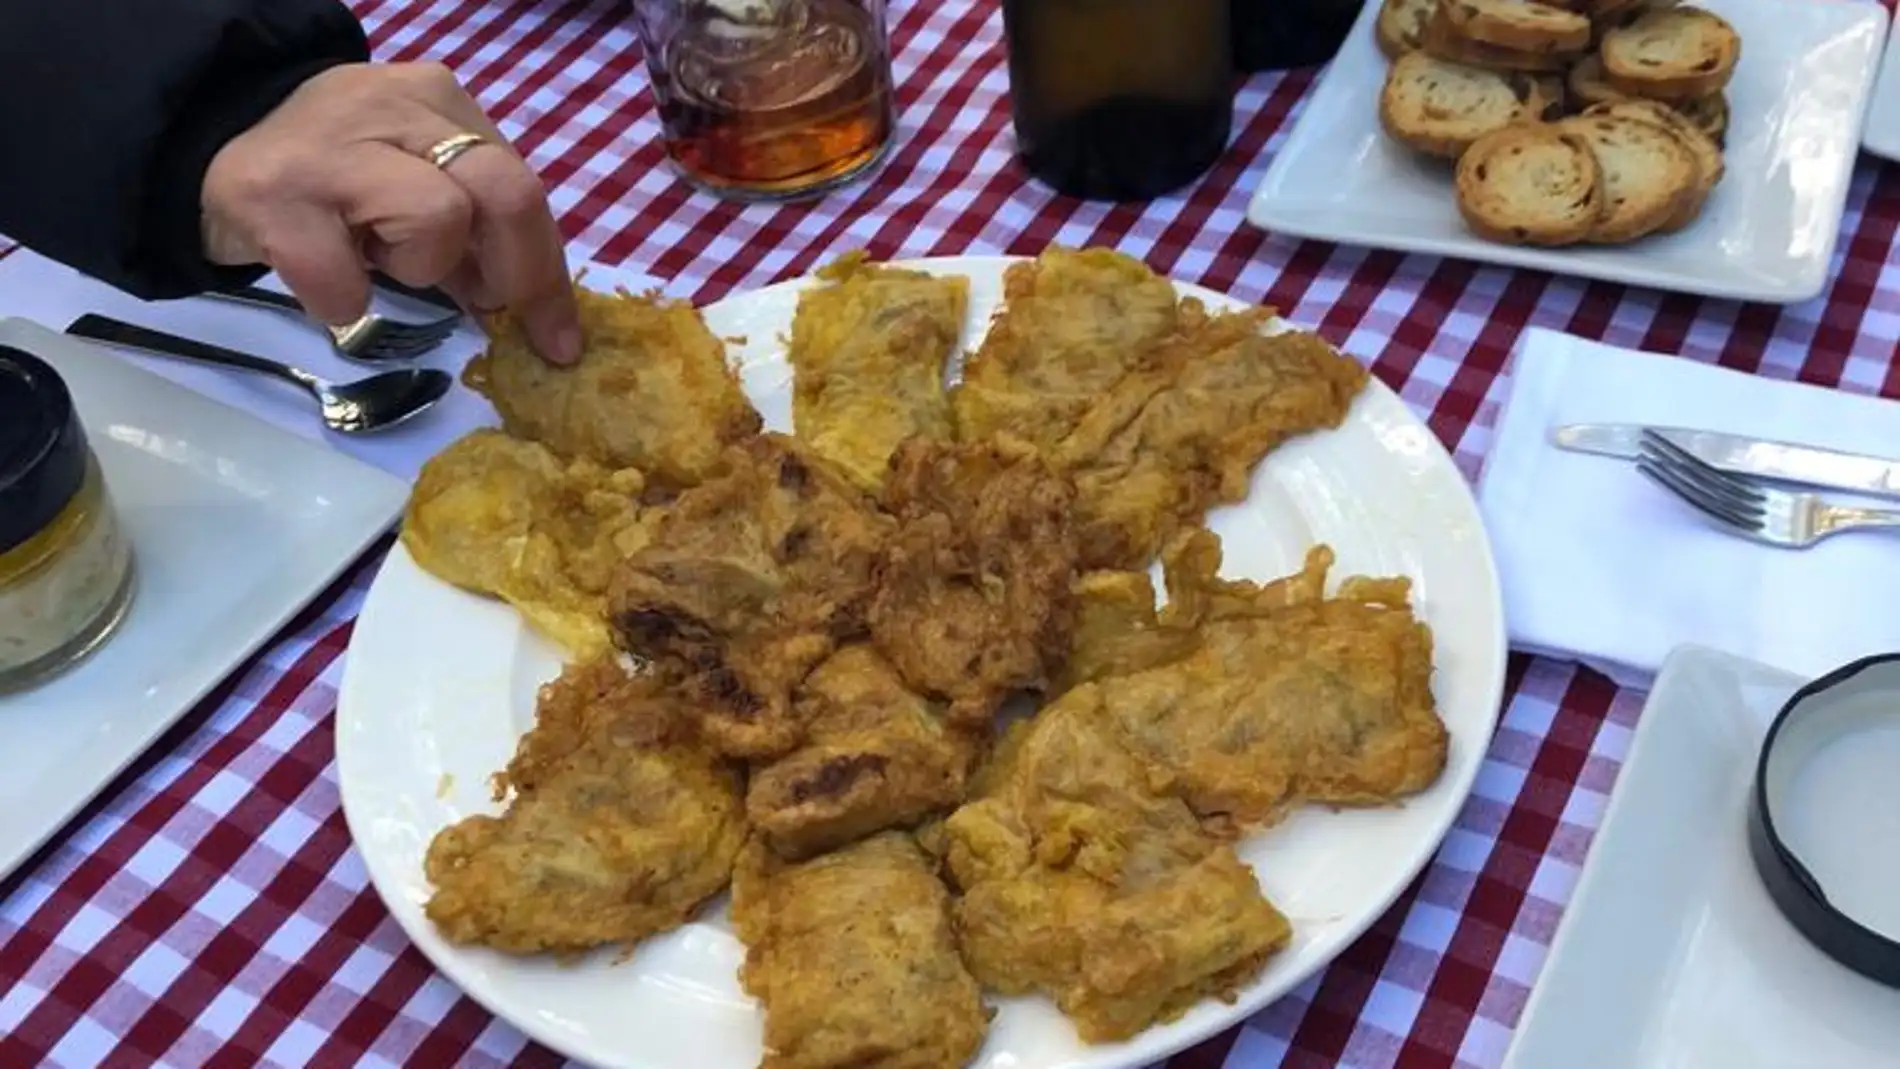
{"left": 1551, "top": 423, "right": 1900, "bottom": 499}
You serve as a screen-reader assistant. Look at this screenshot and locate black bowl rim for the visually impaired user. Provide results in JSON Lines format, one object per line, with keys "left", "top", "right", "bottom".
{"left": 1746, "top": 651, "right": 1900, "bottom": 989}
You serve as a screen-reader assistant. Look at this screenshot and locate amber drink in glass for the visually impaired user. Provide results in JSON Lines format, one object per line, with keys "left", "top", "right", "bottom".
{"left": 632, "top": 0, "right": 896, "bottom": 199}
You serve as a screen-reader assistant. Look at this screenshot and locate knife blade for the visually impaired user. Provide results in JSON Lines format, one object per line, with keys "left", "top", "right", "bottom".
{"left": 1551, "top": 423, "right": 1900, "bottom": 499}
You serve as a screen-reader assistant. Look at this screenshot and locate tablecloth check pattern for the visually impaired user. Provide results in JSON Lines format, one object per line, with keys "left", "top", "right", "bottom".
{"left": 2, "top": 0, "right": 1897, "bottom": 1065}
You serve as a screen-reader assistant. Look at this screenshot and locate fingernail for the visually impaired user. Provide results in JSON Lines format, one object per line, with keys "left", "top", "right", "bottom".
{"left": 553, "top": 323, "right": 583, "bottom": 365}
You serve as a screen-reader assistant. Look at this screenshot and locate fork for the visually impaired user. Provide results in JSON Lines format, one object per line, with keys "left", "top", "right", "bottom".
{"left": 1637, "top": 429, "right": 1900, "bottom": 548}
{"left": 205, "top": 283, "right": 463, "bottom": 364}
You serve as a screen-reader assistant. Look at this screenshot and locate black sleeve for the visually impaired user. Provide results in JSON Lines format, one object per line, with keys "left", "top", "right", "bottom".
{"left": 0, "top": 1, "right": 370, "bottom": 298}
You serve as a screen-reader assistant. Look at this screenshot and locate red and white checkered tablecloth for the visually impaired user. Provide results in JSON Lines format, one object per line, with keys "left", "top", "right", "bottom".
{"left": 5, "top": 1, "right": 1899, "bottom": 1066}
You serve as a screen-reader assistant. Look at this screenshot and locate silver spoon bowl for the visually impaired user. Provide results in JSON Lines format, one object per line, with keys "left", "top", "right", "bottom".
{"left": 315, "top": 368, "right": 453, "bottom": 433}
{"left": 66, "top": 314, "right": 451, "bottom": 434}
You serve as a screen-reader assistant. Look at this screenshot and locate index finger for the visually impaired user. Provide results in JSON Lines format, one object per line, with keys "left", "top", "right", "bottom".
{"left": 452, "top": 147, "right": 581, "bottom": 365}
{"left": 406, "top": 90, "right": 580, "bottom": 365}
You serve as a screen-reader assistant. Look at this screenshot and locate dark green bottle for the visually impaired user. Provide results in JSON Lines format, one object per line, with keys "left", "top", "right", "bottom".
{"left": 1230, "top": 0, "right": 1363, "bottom": 71}
{"left": 1001, "top": 0, "right": 1235, "bottom": 201}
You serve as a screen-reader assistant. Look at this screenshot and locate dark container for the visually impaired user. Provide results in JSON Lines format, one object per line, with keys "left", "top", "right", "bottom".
{"left": 1229, "top": 0, "right": 1363, "bottom": 71}
{"left": 1001, "top": 0, "right": 1234, "bottom": 202}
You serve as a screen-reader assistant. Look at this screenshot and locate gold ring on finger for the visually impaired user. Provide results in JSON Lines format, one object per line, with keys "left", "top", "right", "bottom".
{"left": 425, "top": 132, "right": 488, "bottom": 170}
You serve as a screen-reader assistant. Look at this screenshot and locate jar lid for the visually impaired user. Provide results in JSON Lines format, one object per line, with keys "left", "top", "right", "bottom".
{"left": 0, "top": 345, "right": 90, "bottom": 556}
{"left": 1746, "top": 652, "right": 1900, "bottom": 989}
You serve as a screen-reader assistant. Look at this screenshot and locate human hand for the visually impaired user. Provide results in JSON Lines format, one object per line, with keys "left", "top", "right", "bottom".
{"left": 199, "top": 62, "right": 580, "bottom": 364}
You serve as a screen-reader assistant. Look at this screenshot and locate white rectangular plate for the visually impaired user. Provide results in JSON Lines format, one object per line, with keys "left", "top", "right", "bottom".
{"left": 0, "top": 318, "right": 408, "bottom": 880}
{"left": 1502, "top": 644, "right": 1900, "bottom": 1069}
{"left": 1860, "top": 8, "right": 1900, "bottom": 161}
{"left": 1248, "top": 0, "right": 1889, "bottom": 304}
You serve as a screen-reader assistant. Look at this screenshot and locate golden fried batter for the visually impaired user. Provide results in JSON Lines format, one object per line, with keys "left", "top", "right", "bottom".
{"left": 944, "top": 689, "right": 1291, "bottom": 1043}
{"left": 790, "top": 254, "right": 967, "bottom": 491}
{"left": 867, "top": 436, "right": 1081, "bottom": 726}
{"left": 400, "top": 429, "right": 654, "bottom": 658}
{"left": 608, "top": 434, "right": 894, "bottom": 759}
{"left": 1090, "top": 530, "right": 1447, "bottom": 829}
{"left": 732, "top": 833, "right": 991, "bottom": 1069}
{"left": 1056, "top": 569, "right": 1198, "bottom": 695}
{"left": 747, "top": 645, "right": 979, "bottom": 860}
{"left": 1055, "top": 316, "right": 1370, "bottom": 570}
{"left": 424, "top": 660, "right": 745, "bottom": 954}
{"left": 951, "top": 246, "right": 1182, "bottom": 451}
{"left": 465, "top": 286, "right": 762, "bottom": 489}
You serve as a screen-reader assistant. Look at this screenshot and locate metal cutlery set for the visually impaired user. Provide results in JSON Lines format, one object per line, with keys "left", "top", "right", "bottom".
{"left": 64, "top": 276, "right": 463, "bottom": 434}
{"left": 1554, "top": 422, "right": 1900, "bottom": 547}
{"left": 205, "top": 283, "right": 463, "bottom": 362}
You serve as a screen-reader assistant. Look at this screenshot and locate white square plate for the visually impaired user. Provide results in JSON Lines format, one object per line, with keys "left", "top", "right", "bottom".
{"left": 1248, "top": 0, "right": 1889, "bottom": 304}
{"left": 1859, "top": 11, "right": 1900, "bottom": 161}
{"left": 0, "top": 318, "right": 408, "bottom": 880}
{"left": 1502, "top": 645, "right": 1900, "bottom": 1069}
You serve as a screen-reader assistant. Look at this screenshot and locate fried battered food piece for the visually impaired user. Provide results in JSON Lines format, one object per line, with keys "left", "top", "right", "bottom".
{"left": 951, "top": 246, "right": 1182, "bottom": 451}
{"left": 944, "top": 689, "right": 1292, "bottom": 1043}
{"left": 789, "top": 253, "right": 968, "bottom": 491}
{"left": 465, "top": 286, "right": 762, "bottom": 489}
{"left": 747, "top": 645, "right": 979, "bottom": 860}
{"left": 424, "top": 660, "right": 746, "bottom": 954}
{"left": 868, "top": 436, "right": 1081, "bottom": 725}
{"left": 1055, "top": 316, "right": 1370, "bottom": 570}
{"left": 1091, "top": 530, "right": 1447, "bottom": 829}
{"left": 1056, "top": 569, "right": 1198, "bottom": 695}
{"left": 732, "top": 832, "right": 991, "bottom": 1069}
{"left": 486, "top": 657, "right": 626, "bottom": 798}
{"left": 608, "top": 434, "right": 894, "bottom": 759}
{"left": 401, "top": 429, "right": 654, "bottom": 658}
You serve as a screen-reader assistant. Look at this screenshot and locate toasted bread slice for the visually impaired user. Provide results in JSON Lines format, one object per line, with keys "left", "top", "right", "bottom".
{"left": 1571, "top": 55, "right": 1730, "bottom": 139}
{"left": 1600, "top": 7, "right": 1740, "bottom": 101}
{"left": 1678, "top": 91, "right": 1728, "bottom": 145}
{"left": 1378, "top": 0, "right": 1437, "bottom": 58}
{"left": 1584, "top": 0, "right": 1665, "bottom": 18}
{"left": 1455, "top": 123, "right": 1604, "bottom": 245}
{"left": 1589, "top": 0, "right": 1682, "bottom": 30}
{"left": 1421, "top": 5, "right": 1573, "bottom": 70}
{"left": 1583, "top": 99, "right": 1721, "bottom": 230}
{"left": 1567, "top": 53, "right": 1628, "bottom": 107}
{"left": 1440, "top": 0, "right": 1593, "bottom": 53}
{"left": 1380, "top": 52, "right": 1565, "bottom": 157}
{"left": 1560, "top": 111, "right": 1698, "bottom": 242}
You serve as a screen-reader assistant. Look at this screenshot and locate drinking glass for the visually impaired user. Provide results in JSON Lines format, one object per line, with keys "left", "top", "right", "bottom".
{"left": 630, "top": 0, "right": 898, "bottom": 200}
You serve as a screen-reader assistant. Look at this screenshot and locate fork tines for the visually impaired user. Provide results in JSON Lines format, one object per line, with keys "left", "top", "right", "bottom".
{"left": 363, "top": 315, "right": 461, "bottom": 353}
{"left": 1635, "top": 429, "right": 1768, "bottom": 530}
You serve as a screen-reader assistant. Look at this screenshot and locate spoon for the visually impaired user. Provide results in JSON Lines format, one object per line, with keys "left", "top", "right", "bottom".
{"left": 65, "top": 314, "right": 452, "bottom": 434}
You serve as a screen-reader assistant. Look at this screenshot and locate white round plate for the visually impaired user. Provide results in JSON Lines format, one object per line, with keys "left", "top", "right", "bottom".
{"left": 336, "top": 256, "right": 1508, "bottom": 1069}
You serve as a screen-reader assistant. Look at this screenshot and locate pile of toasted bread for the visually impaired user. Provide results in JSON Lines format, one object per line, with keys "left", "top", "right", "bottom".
{"left": 1376, "top": 0, "right": 1740, "bottom": 247}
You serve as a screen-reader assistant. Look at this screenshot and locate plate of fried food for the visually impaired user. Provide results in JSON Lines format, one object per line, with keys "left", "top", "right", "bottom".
{"left": 1248, "top": 0, "right": 1888, "bottom": 304}
{"left": 335, "top": 248, "right": 1508, "bottom": 1069}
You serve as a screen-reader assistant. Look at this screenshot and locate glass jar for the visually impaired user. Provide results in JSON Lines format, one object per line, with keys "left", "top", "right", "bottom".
{"left": 0, "top": 345, "right": 135, "bottom": 693}
{"left": 1229, "top": 0, "right": 1364, "bottom": 71}
{"left": 1001, "top": 0, "right": 1235, "bottom": 201}
{"left": 631, "top": 0, "right": 898, "bottom": 200}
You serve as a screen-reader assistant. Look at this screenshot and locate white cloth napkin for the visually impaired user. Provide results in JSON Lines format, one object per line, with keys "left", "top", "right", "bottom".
{"left": 0, "top": 250, "right": 667, "bottom": 483}
{"left": 1478, "top": 328, "right": 1900, "bottom": 689}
